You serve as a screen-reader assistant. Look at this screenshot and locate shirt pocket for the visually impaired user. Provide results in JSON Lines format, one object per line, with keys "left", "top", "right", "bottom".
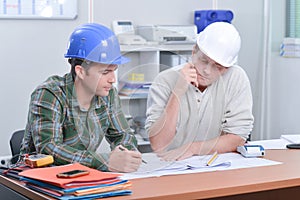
{"left": 61, "top": 120, "right": 89, "bottom": 149}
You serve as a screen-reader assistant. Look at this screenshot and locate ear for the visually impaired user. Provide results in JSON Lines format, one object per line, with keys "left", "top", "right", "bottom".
{"left": 75, "top": 65, "right": 85, "bottom": 79}
{"left": 192, "top": 44, "right": 198, "bottom": 56}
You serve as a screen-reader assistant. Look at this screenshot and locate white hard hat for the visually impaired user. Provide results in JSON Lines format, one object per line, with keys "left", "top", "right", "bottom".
{"left": 196, "top": 22, "right": 241, "bottom": 67}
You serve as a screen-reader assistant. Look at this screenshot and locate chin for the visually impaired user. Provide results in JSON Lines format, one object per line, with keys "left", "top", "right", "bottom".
{"left": 198, "top": 81, "right": 209, "bottom": 87}
{"left": 96, "top": 91, "right": 109, "bottom": 97}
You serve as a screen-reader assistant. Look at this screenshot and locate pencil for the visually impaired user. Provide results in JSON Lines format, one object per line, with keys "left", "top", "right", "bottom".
{"left": 206, "top": 151, "right": 218, "bottom": 166}
{"left": 131, "top": 145, "right": 148, "bottom": 164}
{"left": 119, "top": 145, "right": 147, "bottom": 164}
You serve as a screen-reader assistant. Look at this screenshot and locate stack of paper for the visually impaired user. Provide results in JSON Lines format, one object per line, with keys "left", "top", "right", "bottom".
{"left": 280, "top": 134, "right": 300, "bottom": 143}
{"left": 122, "top": 152, "right": 281, "bottom": 180}
{"left": 280, "top": 37, "right": 300, "bottom": 58}
{"left": 18, "top": 163, "right": 132, "bottom": 199}
{"left": 247, "top": 134, "right": 300, "bottom": 149}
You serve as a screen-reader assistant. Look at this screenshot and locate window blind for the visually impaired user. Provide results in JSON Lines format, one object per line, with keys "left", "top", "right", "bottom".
{"left": 286, "top": 0, "right": 300, "bottom": 37}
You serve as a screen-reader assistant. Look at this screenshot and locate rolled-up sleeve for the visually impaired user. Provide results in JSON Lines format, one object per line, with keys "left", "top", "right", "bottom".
{"left": 222, "top": 67, "right": 254, "bottom": 140}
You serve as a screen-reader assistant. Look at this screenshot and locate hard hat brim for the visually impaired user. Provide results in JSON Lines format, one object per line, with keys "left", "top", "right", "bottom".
{"left": 109, "top": 55, "right": 130, "bottom": 65}
{"left": 64, "top": 54, "right": 130, "bottom": 65}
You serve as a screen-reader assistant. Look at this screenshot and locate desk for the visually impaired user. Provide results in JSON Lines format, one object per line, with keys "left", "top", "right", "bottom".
{"left": 0, "top": 174, "right": 52, "bottom": 200}
{"left": 1, "top": 149, "right": 300, "bottom": 200}
{"left": 115, "top": 149, "right": 300, "bottom": 200}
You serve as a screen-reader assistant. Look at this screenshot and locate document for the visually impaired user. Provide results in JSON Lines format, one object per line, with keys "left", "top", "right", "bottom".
{"left": 247, "top": 139, "right": 290, "bottom": 149}
{"left": 281, "top": 134, "right": 300, "bottom": 143}
{"left": 121, "top": 152, "right": 281, "bottom": 180}
{"left": 248, "top": 134, "right": 300, "bottom": 149}
{"left": 130, "top": 152, "right": 228, "bottom": 174}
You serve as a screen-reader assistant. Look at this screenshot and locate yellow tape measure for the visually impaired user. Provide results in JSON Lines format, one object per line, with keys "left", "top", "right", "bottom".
{"left": 25, "top": 154, "right": 54, "bottom": 168}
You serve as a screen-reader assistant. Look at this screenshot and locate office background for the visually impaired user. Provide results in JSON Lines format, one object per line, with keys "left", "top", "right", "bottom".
{"left": 0, "top": 0, "right": 297, "bottom": 156}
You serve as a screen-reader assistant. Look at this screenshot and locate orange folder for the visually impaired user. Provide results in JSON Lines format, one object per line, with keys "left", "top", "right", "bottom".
{"left": 74, "top": 181, "right": 132, "bottom": 196}
{"left": 19, "top": 163, "right": 120, "bottom": 189}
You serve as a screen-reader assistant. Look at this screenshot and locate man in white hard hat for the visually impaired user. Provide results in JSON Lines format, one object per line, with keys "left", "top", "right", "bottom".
{"left": 145, "top": 22, "right": 254, "bottom": 161}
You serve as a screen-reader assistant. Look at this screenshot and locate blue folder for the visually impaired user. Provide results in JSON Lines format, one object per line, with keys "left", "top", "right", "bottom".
{"left": 26, "top": 184, "right": 132, "bottom": 200}
{"left": 20, "top": 176, "right": 131, "bottom": 198}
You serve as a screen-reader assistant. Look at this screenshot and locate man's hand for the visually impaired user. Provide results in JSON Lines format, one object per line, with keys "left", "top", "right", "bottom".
{"left": 156, "top": 143, "right": 196, "bottom": 161}
{"left": 173, "top": 63, "right": 198, "bottom": 97}
{"left": 108, "top": 145, "right": 142, "bottom": 172}
{"left": 156, "top": 134, "right": 246, "bottom": 162}
{"left": 180, "top": 62, "right": 198, "bottom": 88}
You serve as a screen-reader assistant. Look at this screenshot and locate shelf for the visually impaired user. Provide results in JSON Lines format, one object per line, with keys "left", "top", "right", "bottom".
{"left": 120, "top": 44, "right": 194, "bottom": 52}
{"left": 118, "top": 44, "right": 192, "bottom": 130}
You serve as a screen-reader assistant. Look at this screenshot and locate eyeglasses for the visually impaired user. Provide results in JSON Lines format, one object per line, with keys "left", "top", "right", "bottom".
{"left": 192, "top": 52, "right": 224, "bottom": 72}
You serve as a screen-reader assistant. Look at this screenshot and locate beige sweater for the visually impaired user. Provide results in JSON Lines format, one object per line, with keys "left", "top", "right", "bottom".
{"left": 146, "top": 64, "right": 254, "bottom": 150}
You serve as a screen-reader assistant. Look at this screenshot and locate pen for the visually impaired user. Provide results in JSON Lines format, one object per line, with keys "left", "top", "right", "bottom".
{"left": 187, "top": 58, "right": 200, "bottom": 88}
{"left": 206, "top": 151, "right": 218, "bottom": 166}
{"left": 118, "top": 145, "right": 147, "bottom": 164}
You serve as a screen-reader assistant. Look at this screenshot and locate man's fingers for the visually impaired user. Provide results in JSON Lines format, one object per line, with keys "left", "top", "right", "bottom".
{"left": 130, "top": 150, "right": 142, "bottom": 159}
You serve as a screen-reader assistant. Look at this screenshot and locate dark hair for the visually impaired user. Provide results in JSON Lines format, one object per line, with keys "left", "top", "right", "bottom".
{"left": 68, "top": 58, "right": 93, "bottom": 81}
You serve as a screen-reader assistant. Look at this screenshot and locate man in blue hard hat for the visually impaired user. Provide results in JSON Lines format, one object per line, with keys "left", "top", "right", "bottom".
{"left": 20, "top": 23, "right": 142, "bottom": 172}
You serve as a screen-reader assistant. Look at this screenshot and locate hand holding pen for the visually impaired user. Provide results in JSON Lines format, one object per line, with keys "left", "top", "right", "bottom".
{"left": 108, "top": 144, "right": 143, "bottom": 172}
{"left": 180, "top": 59, "right": 199, "bottom": 88}
{"left": 118, "top": 145, "right": 147, "bottom": 164}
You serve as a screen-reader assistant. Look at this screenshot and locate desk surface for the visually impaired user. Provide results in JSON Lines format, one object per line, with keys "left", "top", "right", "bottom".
{"left": 113, "top": 149, "right": 300, "bottom": 200}
{"left": 1, "top": 149, "right": 300, "bottom": 200}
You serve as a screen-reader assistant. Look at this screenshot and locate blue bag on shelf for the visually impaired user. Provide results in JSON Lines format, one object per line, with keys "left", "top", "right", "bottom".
{"left": 194, "top": 10, "right": 234, "bottom": 33}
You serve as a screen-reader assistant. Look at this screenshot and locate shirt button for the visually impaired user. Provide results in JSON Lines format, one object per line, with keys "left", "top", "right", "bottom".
{"left": 195, "top": 90, "right": 199, "bottom": 92}
{"left": 197, "top": 99, "right": 201, "bottom": 102}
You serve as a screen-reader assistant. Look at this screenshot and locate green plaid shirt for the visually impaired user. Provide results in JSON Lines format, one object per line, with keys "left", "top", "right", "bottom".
{"left": 20, "top": 73, "right": 137, "bottom": 171}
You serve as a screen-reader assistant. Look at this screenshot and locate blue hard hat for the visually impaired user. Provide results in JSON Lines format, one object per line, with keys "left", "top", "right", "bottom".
{"left": 65, "top": 23, "right": 129, "bottom": 65}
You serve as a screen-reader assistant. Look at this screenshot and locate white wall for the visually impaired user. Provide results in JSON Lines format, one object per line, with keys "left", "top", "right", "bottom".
{"left": 270, "top": 55, "right": 300, "bottom": 137}
{"left": 0, "top": 0, "right": 266, "bottom": 156}
{"left": 0, "top": 1, "right": 89, "bottom": 156}
{"left": 268, "top": 0, "right": 300, "bottom": 137}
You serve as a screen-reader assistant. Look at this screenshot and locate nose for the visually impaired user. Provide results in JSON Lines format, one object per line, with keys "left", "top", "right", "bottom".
{"left": 108, "top": 72, "right": 116, "bottom": 83}
{"left": 203, "top": 63, "right": 213, "bottom": 75}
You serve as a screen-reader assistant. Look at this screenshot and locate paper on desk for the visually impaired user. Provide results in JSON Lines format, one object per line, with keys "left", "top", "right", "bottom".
{"left": 134, "top": 153, "right": 186, "bottom": 173}
{"left": 121, "top": 152, "right": 281, "bottom": 180}
{"left": 247, "top": 139, "right": 290, "bottom": 149}
{"left": 281, "top": 134, "right": 300, "bottom": 143}
{"left": 135, "top": 153, "right": 232, "bottom": 173}
{"left": 248, "top": 135, "right": 300, "bottom": 150}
